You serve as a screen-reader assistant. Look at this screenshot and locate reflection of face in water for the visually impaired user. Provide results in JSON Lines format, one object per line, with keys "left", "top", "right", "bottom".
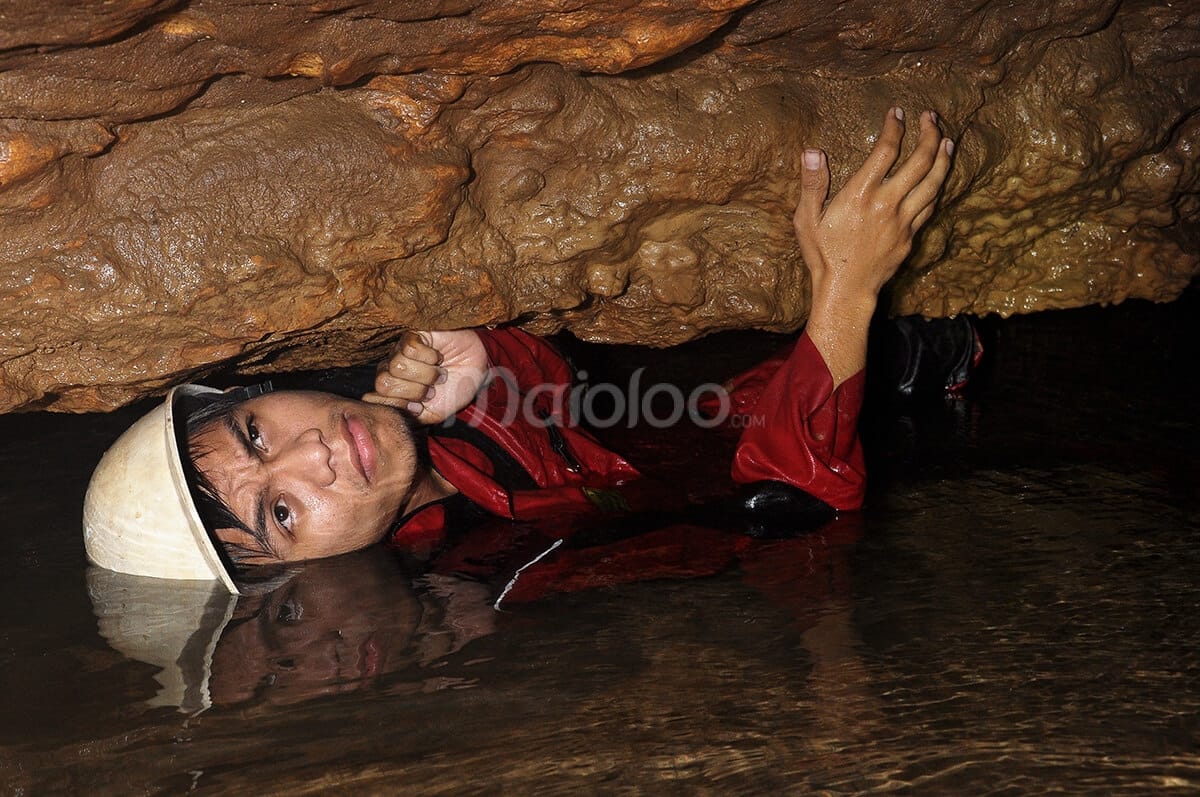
{"left": 210, "top": 549, "right": 495, "bottom": 707}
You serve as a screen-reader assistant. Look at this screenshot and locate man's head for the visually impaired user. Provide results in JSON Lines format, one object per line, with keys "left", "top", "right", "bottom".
{"left": 83, "top": 384, "right": 425, "bottom": 594}
{"left": 185, "top": 389, "right": 423, "bottom": 568}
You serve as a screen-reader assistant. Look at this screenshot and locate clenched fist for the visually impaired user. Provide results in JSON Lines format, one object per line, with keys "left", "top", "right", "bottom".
{"left": 362, "top": 330, "right": 490, "bottom": 424}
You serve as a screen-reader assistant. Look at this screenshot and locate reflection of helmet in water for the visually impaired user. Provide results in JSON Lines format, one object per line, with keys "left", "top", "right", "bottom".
{"left": 86, "top": 566, "right": 237, "bottom": 714}
{"left": 83, "top": 384, "right": 239, "bottom": 594}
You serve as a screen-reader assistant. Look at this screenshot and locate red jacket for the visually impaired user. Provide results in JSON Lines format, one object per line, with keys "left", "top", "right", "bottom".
{"left": 388, "top": 327, "right": 865, "bottom": 552}
{"left": 427, "top": 509, "right": 865, "bottom": 611}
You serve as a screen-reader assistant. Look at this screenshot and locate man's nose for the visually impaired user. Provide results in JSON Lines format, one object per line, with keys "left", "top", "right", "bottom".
{"left": 273, "top": 428, "right": 335, "bottom": 486}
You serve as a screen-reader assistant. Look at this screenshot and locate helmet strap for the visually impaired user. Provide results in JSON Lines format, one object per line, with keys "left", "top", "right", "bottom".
{"left": 228, "top": 381, "right": 274, "bottom": 402}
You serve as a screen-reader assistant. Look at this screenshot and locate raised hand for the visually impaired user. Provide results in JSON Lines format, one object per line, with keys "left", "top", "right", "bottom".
{"left": 363, "top": 330, "right": 490, "bottom": 424}
{"left": 795, "top": 107, "right": 954, "bottom": 386}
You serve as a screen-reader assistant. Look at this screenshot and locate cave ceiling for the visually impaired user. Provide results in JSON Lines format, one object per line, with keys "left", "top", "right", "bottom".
{"left": 1, "top": 0, "right": 1197, "bottom": 411}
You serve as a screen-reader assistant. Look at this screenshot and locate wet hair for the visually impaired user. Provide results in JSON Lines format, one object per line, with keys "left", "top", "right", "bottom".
{"left": 175, "top": 390, "right": 272, "bottom": 573}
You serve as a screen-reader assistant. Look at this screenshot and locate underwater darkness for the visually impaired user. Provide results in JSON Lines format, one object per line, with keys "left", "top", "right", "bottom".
{"left": 0, "top": 287, "right": 1197, "bottom": 794}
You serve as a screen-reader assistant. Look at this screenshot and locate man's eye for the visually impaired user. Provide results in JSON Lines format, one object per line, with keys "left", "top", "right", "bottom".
{"left": 246, "top": 417, "right": 264, "bottom": 448}
{"left": 273, "top": 501, "right": 292, "bottom": 530}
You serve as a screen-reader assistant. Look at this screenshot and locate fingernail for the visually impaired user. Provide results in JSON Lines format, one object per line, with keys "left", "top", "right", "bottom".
{"left": 406, "top": 401, "right": 422, "bottom": 414}
{"left": 928, "top": 110, "right": 938, "bottom": 124}
{"left": 435, "top": 370, "right": 447, "bottom": 385}
{"left": 803, "top": 149, "right": 821, "bottom": 170}
{"left": 893, "top": 106, "right": 904, "bottom": 121}
{"left": 944, "top": 138, "right": 955, "bottom": 156}
{"left": 424, "top": 386, "right": 436, "bottom": 400}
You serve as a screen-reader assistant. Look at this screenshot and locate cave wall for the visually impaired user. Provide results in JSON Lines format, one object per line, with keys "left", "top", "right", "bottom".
{"left": 1, "top": 0, "right": 1197, "bottom": 412}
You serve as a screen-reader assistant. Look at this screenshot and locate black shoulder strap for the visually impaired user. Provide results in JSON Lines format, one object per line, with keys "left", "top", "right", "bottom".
{"left": 429, "top": 419, "right": 540, "bottom": 492}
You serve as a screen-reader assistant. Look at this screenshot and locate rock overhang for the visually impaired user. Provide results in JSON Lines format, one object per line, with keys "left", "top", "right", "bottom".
{"left": 0, "top": 0, "right": 1197, "bottom": 412}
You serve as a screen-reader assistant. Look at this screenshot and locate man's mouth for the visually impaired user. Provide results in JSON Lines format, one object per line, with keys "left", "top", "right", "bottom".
{"left": 343, "top": 414, "right": 377, "bottom": 483}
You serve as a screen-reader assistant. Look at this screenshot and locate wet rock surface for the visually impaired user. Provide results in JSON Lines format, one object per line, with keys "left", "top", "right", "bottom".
{"left": 1, "top": 0, "right": 1198, "bottom": 411}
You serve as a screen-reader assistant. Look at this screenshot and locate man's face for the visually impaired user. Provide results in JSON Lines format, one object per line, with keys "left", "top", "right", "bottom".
{"left": 191, "top": 390, "right": 418, "bottom": 563}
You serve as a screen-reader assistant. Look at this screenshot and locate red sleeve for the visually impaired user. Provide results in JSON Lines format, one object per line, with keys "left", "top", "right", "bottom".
{"left": 476, "top": 328, "right": 573, "bottom": 392}
{"left": 473, "top": 327, "right": 578, "bottom": 425}
{"left": 730, "top": 332, "right": 866, "bottom": 511}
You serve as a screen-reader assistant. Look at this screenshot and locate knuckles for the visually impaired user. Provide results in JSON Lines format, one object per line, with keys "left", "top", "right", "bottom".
{"left": 869, "top": 197, "right": 896, "bottom": 215}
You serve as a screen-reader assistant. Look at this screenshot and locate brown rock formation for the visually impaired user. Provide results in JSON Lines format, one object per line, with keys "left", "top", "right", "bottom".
{"left": 1, "top": 0, "right": 1197, "bottom": 412}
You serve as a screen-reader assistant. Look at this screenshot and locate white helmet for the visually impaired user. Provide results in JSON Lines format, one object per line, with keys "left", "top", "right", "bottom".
{"left": 83, "top": 385, "right": 240, "bottom": 595}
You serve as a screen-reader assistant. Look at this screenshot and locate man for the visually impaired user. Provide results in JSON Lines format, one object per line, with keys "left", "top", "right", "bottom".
{"left": 84, "top": 108, "right": 957, "bottom": 594}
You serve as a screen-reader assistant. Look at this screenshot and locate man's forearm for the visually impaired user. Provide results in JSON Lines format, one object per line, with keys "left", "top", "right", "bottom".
{"left": 804, "top": 285, "right": 876, "bottom": 389}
